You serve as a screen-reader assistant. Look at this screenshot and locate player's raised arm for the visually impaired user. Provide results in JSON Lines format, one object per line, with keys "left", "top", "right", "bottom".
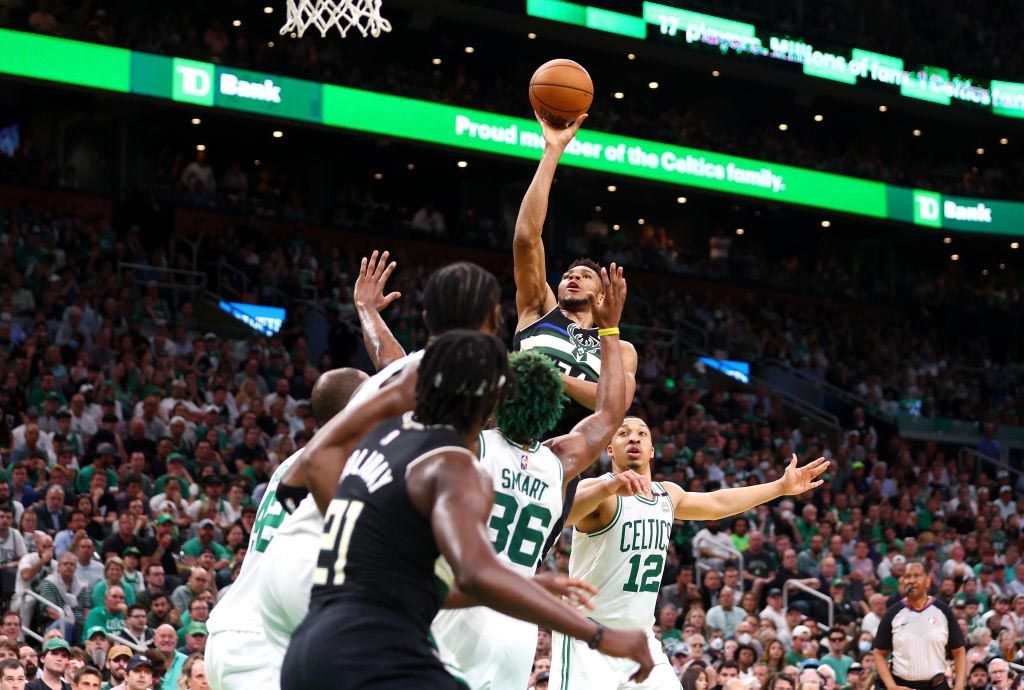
{"left": 414, "top": 449, "right": 654, "bottom": 682}
{"left": 566, "top": 470, "right": 651, "bottom": 526}
{"left": 513, "top": 115, "right": 587, "bottom": 329}
{"left": 282, "top": 365, "right": 418, "bottom": 514}
{"left": 546, "top": 264, "right": 627, "bottom": 482}
{"left": 664, "top": 454, "right": 830, "bottom": 521}
{"left": 353, "top": 250, "right": 406, "bottom": 371}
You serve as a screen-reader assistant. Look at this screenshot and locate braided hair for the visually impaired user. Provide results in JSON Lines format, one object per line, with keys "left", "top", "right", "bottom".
{"left": 423, "top": 262, "right": 501, "bottom": 335}
{"left": 414, "top": 330, "right": 508, "bottom": 434}
{"left": 495, "top": 351, "right": 568, "bottom": 443}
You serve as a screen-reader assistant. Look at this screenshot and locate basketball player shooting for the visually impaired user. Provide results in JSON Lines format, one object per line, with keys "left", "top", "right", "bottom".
{"left": 550, "top": 417, "right": 830, "bottom": 690}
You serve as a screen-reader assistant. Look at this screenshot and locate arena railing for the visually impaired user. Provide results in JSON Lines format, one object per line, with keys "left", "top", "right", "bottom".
{"left": 957, "top": 447, "right": 1021, "bottom": 481}
{"left": 782, "top": 579, "right": 834, "bottom": 630}
{"left": 694, "top": 543, "right": 745, "bottom": 594}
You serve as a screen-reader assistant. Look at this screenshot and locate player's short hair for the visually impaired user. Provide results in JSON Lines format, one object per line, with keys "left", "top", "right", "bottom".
{"left": 566, "top": 257, "right": 601, "bottom": 278}
{"left": 415, "top": 331, "right": 508, "bottom": 434}
{"left": 310, "top": 368, "right": 370, "bottom": 425}
{"left": 422, "top": 262, "right": 500, "bottom": 336}
{"left": 495, "top": 351, "right": 568, "bottom": 443}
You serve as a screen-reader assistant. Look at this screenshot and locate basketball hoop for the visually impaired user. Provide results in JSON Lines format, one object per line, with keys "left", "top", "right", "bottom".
{"left": 280, "top": 0, "right": 391, "bottom": 38}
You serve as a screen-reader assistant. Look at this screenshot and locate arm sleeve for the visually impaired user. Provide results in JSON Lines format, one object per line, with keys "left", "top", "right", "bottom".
{"left": 937, "top": 600, "right": 966, "bottom": 650}
{"left": 873, "top": 603, "right": 901, "bottom": 651}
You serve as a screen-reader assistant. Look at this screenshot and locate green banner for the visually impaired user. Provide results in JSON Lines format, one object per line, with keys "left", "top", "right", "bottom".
{"left": 0, "top": 28, "right": 1022, "bottom": 236}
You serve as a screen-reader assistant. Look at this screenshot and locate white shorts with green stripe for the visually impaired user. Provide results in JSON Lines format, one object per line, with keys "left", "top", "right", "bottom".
{"left": 549, "top": 629, "right": 679, "bottom": 690}
{"left": 432, "top": 606, "right": 536, "bottom": 690}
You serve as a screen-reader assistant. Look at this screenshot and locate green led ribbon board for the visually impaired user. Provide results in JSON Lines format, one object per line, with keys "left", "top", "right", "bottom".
{"left": 1, "top": 28, "right": 1022, "bottom": 236}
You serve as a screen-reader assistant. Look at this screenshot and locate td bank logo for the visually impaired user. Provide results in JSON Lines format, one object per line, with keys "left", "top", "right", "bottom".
{"left": 912, "top": 190, "right": 942, "bottom": 228}
{"left": 173, "top": 59, "right": 214, "bottom": 106}
{"left": 173, "top": 59, "right": 284, "bottom": 107}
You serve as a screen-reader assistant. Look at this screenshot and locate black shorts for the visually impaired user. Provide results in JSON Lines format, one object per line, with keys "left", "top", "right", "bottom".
{"left": 281, "top": 600, "right": 463, "bottom": 690}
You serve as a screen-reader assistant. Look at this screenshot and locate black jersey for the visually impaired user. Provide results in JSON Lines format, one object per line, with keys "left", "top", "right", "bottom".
{"left": 513, "top": 306, "right": 602, "bottom": 437}
{"left": 310, "top": 412, "right": 469, "bottom": 633}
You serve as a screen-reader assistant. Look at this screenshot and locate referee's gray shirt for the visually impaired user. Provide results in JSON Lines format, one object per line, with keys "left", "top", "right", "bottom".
{"left": 873, "top": 597, "right": 965, "bottom": 681}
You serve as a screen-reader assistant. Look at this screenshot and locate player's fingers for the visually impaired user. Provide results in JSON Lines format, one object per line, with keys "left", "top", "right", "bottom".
{"left": 374, "top": 251, "right": 391, "bottom": 278}
{"left": 380, "top": 260, "right": 397, "bottom": 284}
{"left": 382, "top": 291, "right": 401, "bottom": 307}
{"left": 789, "top": 452, "right": 798, "bottom": 467}
{"left": 569, "top": 113, "right": 588, "bottom": 132}
{"left": 359, "top": 256, "right": 368, "bottom": 277}
{"left": 810, "top": 480, "right": 824, "bottom": 489}
{"left": 368, "top": 249, "right": 379, "bottom": 270}
{"left": 567, "top": 577, "right": 599, "bottom": 594}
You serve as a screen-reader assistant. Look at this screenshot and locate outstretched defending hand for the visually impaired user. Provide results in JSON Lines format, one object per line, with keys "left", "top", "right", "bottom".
{"left": 589, "top": 263, "right": 626, "bottom": 329}
{"left": 538, "top": 113, "right": 588, "bottom": 153}
{"left": 354, "top": 250, "right": 401, "bottom": 313}
{"left": 779, "top": 454, "right": 829, "bottom": 495}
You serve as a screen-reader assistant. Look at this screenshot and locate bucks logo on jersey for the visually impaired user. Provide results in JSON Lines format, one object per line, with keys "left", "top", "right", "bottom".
{"left": 567, "top": 323, "right": 600, "bottom": 362}
{"left": 514, "top": 308, "right": 602, "bottom": 382}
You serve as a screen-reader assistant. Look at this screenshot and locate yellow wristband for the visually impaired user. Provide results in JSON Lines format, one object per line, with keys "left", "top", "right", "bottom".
{"left": 598, "top": 327, "right": 620, "bottom": 337}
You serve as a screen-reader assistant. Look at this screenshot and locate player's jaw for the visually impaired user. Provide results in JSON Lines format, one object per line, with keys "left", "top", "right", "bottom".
{"left": 608, "top": 417, "right": 654, "bottom": 473}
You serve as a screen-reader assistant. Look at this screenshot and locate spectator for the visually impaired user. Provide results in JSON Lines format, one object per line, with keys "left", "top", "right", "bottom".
{"left": 0, "top": 659, "right": 26, "bottom": 690}
{"left": 34, "top": 487, "right": 70, "bottom": 537}
{"left": 71, "top": 538, "right": 104, "bottom": 590}
{"left": 176, "top": 623, "right": 206, "bottom": 656}
{"left": 12, "top": 533, "right": 54, "bottom": 626}
{"left": 26, "top": 637, "right": 71, "bottom": 690}
{"left": 81, "top": 586, "right": 127, "bottom": 643}
{"left": 178, "top": 653, "right": 208, "bottom": 690}
{"left": 693, "top": 520, "right": 736, "bottom": 570}
{"left": 91, "top": 557, "right": 136, "bottom": 608}
{"left": 123, "top": 655, "right": 153, "bottom": 690}
{"left": 104, "top": 645, "right": 131, "bottom": 689}
{"left": 707, "top": 587, "right": 744, "bottom": 639}
{"left": 820, "top": 632, "right": 853, "bottom": 685}
{"left": 152, "top": 625, "right": 185, "bottom": 690}
{"left": 171, "top": 569, "right": 210, "bottom": 614}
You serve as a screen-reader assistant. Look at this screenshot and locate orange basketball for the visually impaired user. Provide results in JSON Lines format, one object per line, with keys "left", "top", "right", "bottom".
{"left": 529, "top": 59, "right": 594, "bottom": 127}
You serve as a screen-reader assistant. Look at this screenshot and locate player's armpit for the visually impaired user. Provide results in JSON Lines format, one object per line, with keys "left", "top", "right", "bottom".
{"left": 567, "top": 477, "right": 618, "bottom": 528}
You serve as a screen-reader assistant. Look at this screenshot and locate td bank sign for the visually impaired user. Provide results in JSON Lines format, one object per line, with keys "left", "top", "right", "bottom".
{"left": 172, "top": 58, "right": 283, "bottom": 107}
{"left": 913, "top": 189, "right": 993, "bottom": 228}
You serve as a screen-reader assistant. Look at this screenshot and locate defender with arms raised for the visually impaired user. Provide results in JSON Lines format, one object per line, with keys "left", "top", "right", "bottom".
{"left": 551, "top": 416, "right": 829, "bottom": 690}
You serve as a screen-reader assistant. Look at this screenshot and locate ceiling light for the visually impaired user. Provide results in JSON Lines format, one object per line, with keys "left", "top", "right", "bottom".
{"left": 821, "top": 220, "right": 831, "bottom": 228}
{"left": 976, "top": 147, "right": 985, "bottom": 155}
{"left": 457, "top": 161, "right": 468, "bottom": 168}
{"left": 406, "top": 163, "right": 415, "bottom": 170}
{"left": 613, "top": 92, "right": 624, "bottom": 99}
{"left": 595, "top": 205, "right": 602, "bottom": 212}
{"left": 627, "top": 53, "right": 636, "bottom": 60}
{"left": 373, "top": 173, "right": 383, "bottom": 180}
{"left": 648, "top": 81, "right": 659, "bottom": 89}
{"left": 196, "top": 144, "right": 206, "bottom": 151}
{"left": 1000, "top": 263, "right": 1006, "bottom": 269}
{"left": 272, "top": 130, "right": 283, "bottom": 138}
{"left": 983, "top": 269, "right": 990, "bottom": 276}
{"left": 778, "top": 123, "right": 788, "bottom": 131}
{"left": 879, "top": 105, "right": 887, "bottom": 112}
{"left": 254, "top": 159, "right": 260, "bottom": 166}
{"left": 711, "top": 70, "right": 720, "bottom": 77}
{"left": 813, "top": 114, "right": 823, "bottom": 122}
{"left": 464, "top": 46, "right": 475, "bottom": 54}
{"left": 913, "top": 129, "right": 922, "bottom": 136}
{"left": 951, "top": 254, "right": 959, "bottom": 261}
{"left": 943, "top": 237, "right": 952, "bottom": 244}
{"left": 432, "top": 58, "right": 442, "bottom": 65}
{"left": 264, "top": 6, "right": 273, "bottom": 13}
{"left": 527, "top": 32, "right": 537, "bottom": 39}
{"left": 232, "top": 19, "right": 241, "bottom": 27}
{"left": 638, "top": 218, "right": 645, "bottom": 225}
{"left": 290, "top": 32, "right": 297, "bottom": 38}
{"left": 613, "top": 224, "right": 621, "bottom": 230}
{"left": 607, "top": 185, "right": 617, "bottom": 192}
{"left": 1012, "top": 242, "right": 1020, "bottom": 249}
{"left": 1000, "top": 137, "right": 1009, "bottom": 145}
{"left": 267, "top": 41, "right": 275, "bottom": 47}
{"left": 736, "top": 228, "right": 745, "bottom": 235}
{"left": 676, "top": 196, "right": 687, "bottom": 204}
{"left": 191, "top": 118, "right": 201, "bottom": 125}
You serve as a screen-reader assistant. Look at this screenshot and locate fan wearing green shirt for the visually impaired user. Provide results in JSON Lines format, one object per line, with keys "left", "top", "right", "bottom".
{"left": 820, "top": 631, "right": 854, "bottom": 685}
{"left": 153, "top": 455, "right": 192, "bottom": 497}
{"left": 880, "top": 555, "right": 907, "bottom": 598}
{"left": 784, "top": 625, "right": 812, "bottom": 666}
{"left": 181, "top": 520, "right": 230, "bottom": 570}
{"left": 75, "top": 443, "right": 120, "bottom": 494}
{"left": 81, "top": 585, "right": 127, "bottom": 643}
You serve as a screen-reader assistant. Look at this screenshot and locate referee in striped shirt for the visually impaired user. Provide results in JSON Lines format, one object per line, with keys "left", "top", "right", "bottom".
{"left": 873, "top": 560, "right": 965, "bottom": 690}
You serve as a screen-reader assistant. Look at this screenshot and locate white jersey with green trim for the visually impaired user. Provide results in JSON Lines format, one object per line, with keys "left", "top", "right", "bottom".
{"left": 568, "top": 475, "right": 675, "bottom": 630}
{"left": 208, "top": 448, "right": 303, "bottom": 635}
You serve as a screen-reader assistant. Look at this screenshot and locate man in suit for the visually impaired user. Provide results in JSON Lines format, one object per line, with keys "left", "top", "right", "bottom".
{"left": 34, "top": 485, "right": 70, "bottom": 535}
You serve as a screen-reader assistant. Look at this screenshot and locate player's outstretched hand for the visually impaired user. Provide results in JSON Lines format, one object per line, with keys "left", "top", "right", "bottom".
{"left": 534, "top": 573, "right": 599, "bottom": 610}
{"left": 599, "top": 628, "right": 654, "bottom": 683}
{"left": 779, "top": 453, "right": 829, "bottom": 495}
{"left": 537, "top": 112, "right": 587, "bottom": 153}
{"left": 604, "top": 469, "right": 651, "bottom": 499}
{"left": 589, "top": 263, "right": 626, "bottom": 329}
{"left": 354, "top": 250, "right": 401, "bottom": 313}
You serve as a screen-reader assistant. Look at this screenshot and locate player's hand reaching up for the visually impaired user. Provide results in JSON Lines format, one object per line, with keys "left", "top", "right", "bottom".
{"left": 603, "top": 469, "right": 650, "bottom": 499}
{"left": 589, "top": 263, "right": 626, "bottom": 329}
{"left": 354, "top": 250, "right": 401, "bottom": 313}
{"left": 537, "top": 112, "right": 587, "bottom": 153}
{"left": 599, "top": 628, "right": 654, "bottom": 683}
{"left": 779, "top": 453, "right": 830, "bottom": 496}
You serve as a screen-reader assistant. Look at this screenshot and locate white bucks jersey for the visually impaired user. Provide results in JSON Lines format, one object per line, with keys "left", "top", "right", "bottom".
{"left": 479, "top": 428, "right": 564, "bottom": 575}
{"left": 569, "top": 476, "right": 675, "bottom": 630}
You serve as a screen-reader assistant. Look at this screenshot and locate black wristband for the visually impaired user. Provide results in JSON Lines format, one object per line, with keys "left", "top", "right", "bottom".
{"left": 588, "top": 624, "right": 605, "bottom": 650}
{"left": 276, "top": 482, "right": 309, "bottom": 514}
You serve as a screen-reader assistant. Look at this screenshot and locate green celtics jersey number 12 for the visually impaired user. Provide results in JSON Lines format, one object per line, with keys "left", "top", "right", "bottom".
{"left": 479, "top": 429, "right": 564, "bottom": 576}
{"left": 568, "top": 475, "right": 675, "bottom": 629}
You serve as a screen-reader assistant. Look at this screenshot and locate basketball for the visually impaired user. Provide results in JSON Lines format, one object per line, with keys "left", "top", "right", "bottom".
{"left": 529, "top": 58, "right": 594, "bottom": 127}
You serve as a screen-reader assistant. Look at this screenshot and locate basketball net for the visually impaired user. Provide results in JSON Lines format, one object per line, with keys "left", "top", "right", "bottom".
{"left": 280, "top": 0, "right": 391, "bottom": 38}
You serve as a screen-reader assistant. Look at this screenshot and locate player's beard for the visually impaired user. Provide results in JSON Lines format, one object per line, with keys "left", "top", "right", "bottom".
{"left": 558, "top": 296, "right": 589, "bottom": 313}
